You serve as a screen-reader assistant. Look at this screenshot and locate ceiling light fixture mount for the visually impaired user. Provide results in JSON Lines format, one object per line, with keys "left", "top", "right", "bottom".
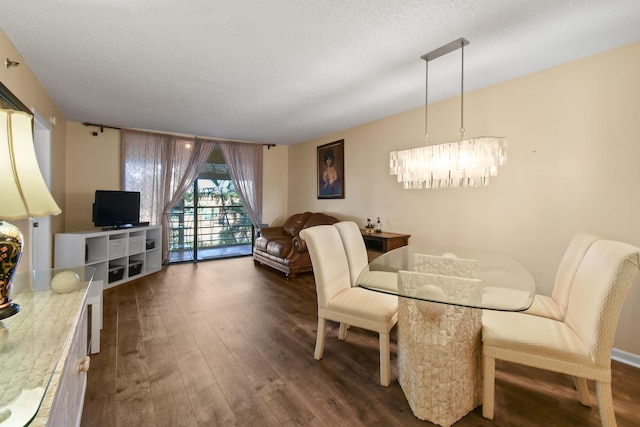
{"left": 390, "top": 38, "right": 507, "bottom": 189}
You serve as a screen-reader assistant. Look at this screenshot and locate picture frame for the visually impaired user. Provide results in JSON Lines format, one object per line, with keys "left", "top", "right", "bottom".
{"left": 317, "top": 139, "right": 345, "bottom": 199}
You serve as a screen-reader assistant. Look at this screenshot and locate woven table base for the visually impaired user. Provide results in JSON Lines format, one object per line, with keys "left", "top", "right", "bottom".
{"left": 397, "top": 273, "right": 482, "bottom": 427}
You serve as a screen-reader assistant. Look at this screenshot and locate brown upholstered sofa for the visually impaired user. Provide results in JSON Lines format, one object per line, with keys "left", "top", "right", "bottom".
{"left": 253, "top": 212, "right": 339, "bottom": 278}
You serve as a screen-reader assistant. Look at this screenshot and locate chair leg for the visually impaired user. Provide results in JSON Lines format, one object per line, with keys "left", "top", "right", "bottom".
{"left": 379, "top": 332, "right": 390, "bottom": 387}
{"left": 575, "top": 377, "right": 591, "bottom": 406}
{"left": 595, "top": 381, "right": 617, "bottom": 427}
{"left": 314, "top": 318, "right": 327, "bottom": 360}
{"left": 338, "top": 323, "right": 348, "bottom": 340}
{"left": 482, "top": 355, "right": 496, "bottom": 419}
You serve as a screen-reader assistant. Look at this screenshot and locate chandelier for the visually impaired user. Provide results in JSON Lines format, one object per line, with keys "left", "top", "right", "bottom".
{"left": 390, "top": 38, "right": 507, "bottom": 189}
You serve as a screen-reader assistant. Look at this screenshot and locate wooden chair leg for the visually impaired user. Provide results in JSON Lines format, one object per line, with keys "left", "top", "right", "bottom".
{"left": 379, "top": 332, "right": 390, "bottom": 387}
{"left": 575, "top": 377, "right": 591, "bottom": 406}
{"left": 482, "top": 355, "right": 496, "bottom": 419}
{"left": 595, "top": 381, "right": 617, "bottom": 427}
{"left": 314, "top": 318, "right": 327, "bottom": 360}
{"left": 338, "top": 323, "right": 348, "bottom": 340}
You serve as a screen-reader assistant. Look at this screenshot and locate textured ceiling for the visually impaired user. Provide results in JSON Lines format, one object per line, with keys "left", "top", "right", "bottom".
{"left": 1, "top": 1, "right": 639, "bottom": 145}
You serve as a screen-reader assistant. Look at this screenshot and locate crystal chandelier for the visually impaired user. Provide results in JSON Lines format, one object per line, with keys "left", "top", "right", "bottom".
{"left": 390, "top": 38, "right": 507, "bottom": 189}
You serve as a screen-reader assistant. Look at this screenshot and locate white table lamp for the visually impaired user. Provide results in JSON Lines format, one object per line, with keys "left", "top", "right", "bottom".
{"left": 0, "top": 108, "right": 61, "bottom": 319}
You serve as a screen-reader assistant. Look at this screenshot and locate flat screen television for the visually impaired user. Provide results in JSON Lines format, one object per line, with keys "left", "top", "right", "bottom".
{"left": 92, "top": 190, "right": 141, "bottom": 229}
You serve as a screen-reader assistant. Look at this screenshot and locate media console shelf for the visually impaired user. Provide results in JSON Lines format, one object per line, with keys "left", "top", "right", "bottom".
{"left": 55, "top": 225, "right": 162, "bottom": 289}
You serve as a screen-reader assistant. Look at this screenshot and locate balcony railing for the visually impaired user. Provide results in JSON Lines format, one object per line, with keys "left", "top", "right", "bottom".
{"left": 169, "top": 204, "right": 252, "bottom": 253}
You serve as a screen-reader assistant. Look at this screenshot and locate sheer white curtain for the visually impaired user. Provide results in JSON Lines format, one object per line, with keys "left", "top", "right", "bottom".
{"left": 161, "top": 137, "right": 216, "bottom": 262}
{"left": 120, "top": 130, "right": 171, "bottom": 223}
{"left": 218, "top": 141, "right": 263, "bottom": 228}
{"left": 121, "top": 130, "right": 215, "bottom": 264}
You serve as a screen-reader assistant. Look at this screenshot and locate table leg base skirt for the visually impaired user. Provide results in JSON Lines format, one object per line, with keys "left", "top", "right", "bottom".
{"left": 398, "top": 298, "right": 482, "bottom": 427}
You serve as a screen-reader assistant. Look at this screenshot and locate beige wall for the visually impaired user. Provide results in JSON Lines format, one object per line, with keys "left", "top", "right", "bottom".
{"left": 65, "top": 122, "right": 121, "bottom": 231}
{"left": 288, "top": 42, "right": 640, "bottom": 356}
{"left": 1, "top": 29, "right": 66, "bottom": 271}
{"left": 64, "top": 124, "right": 289, "bottom": 232}
{"left": 262, "top": 144, "right": 289, "bottom": 227}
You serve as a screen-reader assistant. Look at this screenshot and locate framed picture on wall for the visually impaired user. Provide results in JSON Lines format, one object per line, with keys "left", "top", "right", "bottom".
{"left": 317, "top": 139, "right": 345, "bottom": 199}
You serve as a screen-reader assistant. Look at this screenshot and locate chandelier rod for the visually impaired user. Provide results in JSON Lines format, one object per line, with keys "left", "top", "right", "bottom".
{"left": 460, "top": 41, "right": 465, "bottom": 140}
{"left": 420, "top": 38, "right": 469, "bottom": 144}
{"left": 424, "top": 59, "right": 429, "bottom": 142}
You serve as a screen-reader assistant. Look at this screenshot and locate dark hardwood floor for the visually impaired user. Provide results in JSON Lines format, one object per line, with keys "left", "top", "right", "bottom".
{"left": 81, "top": 257, "right": 640, "bottom": 427}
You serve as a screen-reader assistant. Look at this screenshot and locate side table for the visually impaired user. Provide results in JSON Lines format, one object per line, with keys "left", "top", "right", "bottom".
{"left": 360, "top": 230, "right": 410, "bottom": 254}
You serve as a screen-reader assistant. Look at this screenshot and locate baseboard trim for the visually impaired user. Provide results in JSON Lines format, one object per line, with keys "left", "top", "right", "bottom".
{"left": 611, "top": 348, "right": 640, "bottom": 368}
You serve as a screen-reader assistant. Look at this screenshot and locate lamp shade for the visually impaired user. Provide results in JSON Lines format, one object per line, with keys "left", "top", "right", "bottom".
{"left": 0, "top": 109, "right": 61, "bottom": 219}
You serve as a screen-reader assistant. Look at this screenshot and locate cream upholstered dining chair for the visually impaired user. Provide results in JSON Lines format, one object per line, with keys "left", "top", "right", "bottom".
{"left": 299, "top": 224, "right": 398, "bottom": 386}
{"left": 482, "top": 237, "right": 640, "bottom": 427}
{"left": 524, "top": 232, "right": 601, "bottom": 320}
{"left": 333, "top": 221, "right": 369, "bottom": 287}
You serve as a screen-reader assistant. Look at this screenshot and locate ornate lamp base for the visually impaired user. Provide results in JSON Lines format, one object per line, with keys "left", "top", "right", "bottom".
{"left": 0, "top": 219, "right": 23, "bottom": 320}
{"left": 0, "top": 303, "right": 19, "bottom": 319}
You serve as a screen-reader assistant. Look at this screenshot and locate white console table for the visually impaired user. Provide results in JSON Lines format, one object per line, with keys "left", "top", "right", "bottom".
{"left": 0, "top": 266, "right": 99, "bottom": 427}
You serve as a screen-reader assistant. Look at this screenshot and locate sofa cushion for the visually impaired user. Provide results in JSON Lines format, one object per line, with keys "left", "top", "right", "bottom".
{"left": 283, "top": 212, "right": 312, "bottom": 237}
{"left": 254, "top": 236, "right": 270, "bottom": 252}
{"left": 266, "top": 238, "right": 294, "bottom": 258}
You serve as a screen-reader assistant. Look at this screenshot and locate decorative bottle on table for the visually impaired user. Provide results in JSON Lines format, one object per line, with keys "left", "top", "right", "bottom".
{"left": 375, "top": 217, "right": 382, "bottom": 233}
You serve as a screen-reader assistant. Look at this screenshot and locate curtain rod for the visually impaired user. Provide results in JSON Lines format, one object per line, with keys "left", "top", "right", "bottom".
{"left": 83, "top": 122, "right": 120, "bottom": 136}
{"left": 83, "top": 122, "right": 276, "bottom": 148}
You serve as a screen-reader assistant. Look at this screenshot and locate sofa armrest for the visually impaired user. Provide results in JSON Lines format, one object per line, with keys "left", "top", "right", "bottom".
{"left": 293, "top": 236, "right": 307, "bottom": 254}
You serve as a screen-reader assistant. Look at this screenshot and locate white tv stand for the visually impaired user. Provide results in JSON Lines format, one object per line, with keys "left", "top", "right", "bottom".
{"left": 55, "top": 225, "right": 162, "bottom": 289}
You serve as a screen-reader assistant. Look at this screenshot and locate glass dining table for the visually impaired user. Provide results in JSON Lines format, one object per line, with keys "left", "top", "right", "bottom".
{"left": 356, "top": 244, "right": 536, "bottom": 427}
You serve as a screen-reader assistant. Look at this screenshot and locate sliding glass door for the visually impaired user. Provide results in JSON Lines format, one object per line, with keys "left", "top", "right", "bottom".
{"left": 168, "top": 147, "right": 252, "bottom": 262}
